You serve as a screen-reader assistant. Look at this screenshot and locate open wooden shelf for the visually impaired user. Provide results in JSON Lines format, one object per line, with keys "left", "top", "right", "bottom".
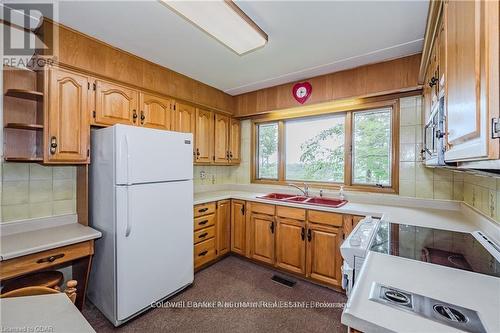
{"left": 5, "top": 89, "right": 44, "bottom": 101}
{"left": 5, "top": 123, "right": 44, "bottom": 130}
{"left": 4, "top": 156, "right": 43, "bottom": 162}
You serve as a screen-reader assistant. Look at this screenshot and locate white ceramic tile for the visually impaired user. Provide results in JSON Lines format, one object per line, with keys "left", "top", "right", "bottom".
{"left": 399, "top": 180, "right": 416, "bottom": 197}
{"left": 433, "top": 169, "right": 453, "bottom": 182}
{"left": 30, "top": 164, "right": 53, "bottom": 180}
{"left": 433, "top": 181, "right": 453, "bottom": 200}
{"left": 415, "top": 163, "right": 434, "bottom": 181}
{"left": 53, "top": 166, "right": 76, "bottom": 180}
{"left": 52, "top": 199, "right": 76, "bottom": 215}
{"left": 400, "top": 107, "right": 418, "bottom": 126}
{"left": 3, "top": 163, "right": 29, "bottom": 181}
{"left": 53, "top": 179, "right": 74, "bottom": 201}
{"left": 400, "top": 97, "right": 417, "bottom": 109}
{"left": 399, "top": 162, "right": 416, "bottom": 181}
{"left": 29, "top": 180, "right": 53, "bottom": 203}
{"left": 453, "top": 181, "right": 464, "bottom": 201}
{"left": 2, "top": 181, "right": 29, "bottom": 205}
{"left": 400, "top": 126, "right": 416, "bottom": 144}
{"left": 29, "top": 202, "right": 53, "bottom": 218}
{"left": 2, "top": 204, "right": 30, "bottom": 222}
{"left": 400, "top": 143, "right": 416, "bottom": 162}
{"left": 415, "top": 179, "right": 433, "bottom": 199}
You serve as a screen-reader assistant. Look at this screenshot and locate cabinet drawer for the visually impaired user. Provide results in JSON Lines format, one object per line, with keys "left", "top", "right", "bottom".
{"left": 0, "top": 241, "right": 93, "bottom": 280}
{"left": 194, "top": 238, "right": 216, "bottom": 268}
{"left": 194, "top": 226, "right": 215, "bottom": 244}
{"left": 276, "top": 206, "right": 306, "bottom": 220}
{"left": 194, "top": 214, "right": 215, "bottom": 231}
{"left": 194, "top": 202, "right": 216, "bottom": 217}
{"left": 250, "top": 202, "right": 275, "bottom": 215}
{"left": 307, "top": 210, "right": 343, "bottom": 227}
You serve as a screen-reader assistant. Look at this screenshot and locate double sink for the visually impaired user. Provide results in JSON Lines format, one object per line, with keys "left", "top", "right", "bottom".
{"left": 257, "top": 193, "right": 347, "bottom": 208}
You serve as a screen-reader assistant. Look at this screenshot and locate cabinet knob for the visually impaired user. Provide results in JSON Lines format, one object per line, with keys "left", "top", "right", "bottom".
{"left": 301, "top": 227, "right": 305, "bottom": 241}
{"left": 269, "top": 221, "right": 275, "bottom": 234}
{"left": 196, "top": 148, "right": 200, "bottom": 157}
{"left": 132, "top": 109, "right": 138, "bottom": 123}
{"left": 307, "top": 229, "right": 312, "bottom": 242}
{"left": 428, "top": 76, "right": 438, "bottom": 87}
{"left": 50, "top": 136, "right": 57, "bottom": 154}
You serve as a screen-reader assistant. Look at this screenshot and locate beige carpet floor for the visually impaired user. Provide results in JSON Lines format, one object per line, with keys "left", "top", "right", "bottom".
{"left": 83, "top": 256, "right": 347, "bottom": 332}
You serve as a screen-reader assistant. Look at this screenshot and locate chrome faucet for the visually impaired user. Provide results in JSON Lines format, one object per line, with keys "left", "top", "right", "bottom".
{"left": 288, "top": 183, "right": 310, "bottom": 197}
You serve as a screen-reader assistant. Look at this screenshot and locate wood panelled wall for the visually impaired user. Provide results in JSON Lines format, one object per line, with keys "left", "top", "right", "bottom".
{"left": 235, "top": 54, "right": 422, "bottom": 117}
{"left": 37, "top": 20, "right": 234, "bottom": 114}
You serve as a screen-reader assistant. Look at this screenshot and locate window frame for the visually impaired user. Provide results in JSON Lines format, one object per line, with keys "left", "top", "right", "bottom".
{"left": 251, "top": 98, "right": 400, "bottom": 194}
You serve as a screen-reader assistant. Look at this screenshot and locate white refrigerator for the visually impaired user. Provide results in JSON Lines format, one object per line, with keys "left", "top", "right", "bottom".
{"left": 87, "top": 124, "right": 194, "bottom": 326}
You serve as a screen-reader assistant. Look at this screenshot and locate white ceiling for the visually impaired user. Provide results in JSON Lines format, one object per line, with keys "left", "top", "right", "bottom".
{"left": 56, "top": 0, "right": 429, "bottom": 95}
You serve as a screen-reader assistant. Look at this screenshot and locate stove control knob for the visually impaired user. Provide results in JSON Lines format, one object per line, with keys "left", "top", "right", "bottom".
{"left": 349, "top": 235, "right": 362, "bottom": 247}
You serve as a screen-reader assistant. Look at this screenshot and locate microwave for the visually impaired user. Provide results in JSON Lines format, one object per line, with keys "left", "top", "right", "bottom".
{"left": 423, "top": 92, "right": 446, "bottom": 166}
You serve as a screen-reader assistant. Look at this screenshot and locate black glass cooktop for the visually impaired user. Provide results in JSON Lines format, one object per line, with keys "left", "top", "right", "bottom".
{"left": 369, "top": 221, "right": 500, "bottom": 278}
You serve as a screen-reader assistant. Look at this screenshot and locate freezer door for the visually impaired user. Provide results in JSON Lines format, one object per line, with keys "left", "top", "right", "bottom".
{"left": 115, "top": 180, "right": 193, "bottom": 321}
{"left": 114, "top": 125, "right": 193, "bottom": 185}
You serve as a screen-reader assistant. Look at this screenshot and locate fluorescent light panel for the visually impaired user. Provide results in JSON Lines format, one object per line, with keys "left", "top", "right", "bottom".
{"left": 161, "top": 0, "right": 267, "bottom": 55}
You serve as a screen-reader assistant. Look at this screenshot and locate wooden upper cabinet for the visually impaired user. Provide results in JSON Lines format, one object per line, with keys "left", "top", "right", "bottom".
{"left": 306, "top": 223, "right": 342, "bottom": 287}
{"left": 94, "top": 79, "right": 138, "bottom": 126}
{"left": 231, "top": 200, "right": 246, "bottom": 256}
{"left": 229, "top": 118, "right": 241, "bottom": 164}
{"left": 173, "top": 101, "right": 195, "bottom": 134}
{"left": 195, "top": 108, "right": 214, "bottom": 163}
{"left": 250, "top": 212, "right": 275, "bottom": 265}
{"left": 45, "top": 67, "right": 89, "bottom": 163}
{"left": 139, "top": 93, "right": 173, "bottom": 130}
{"left": 217, "top": 200, "right": 231, "bottom": 257}
{"left": 445, "top": 0, "right": 499, "bottom": 161}
{"left": 275, "top": 217, "right": 306, "bottom": 274}
{"left": 214, "top": 113, "right": 230, "bottom": 164}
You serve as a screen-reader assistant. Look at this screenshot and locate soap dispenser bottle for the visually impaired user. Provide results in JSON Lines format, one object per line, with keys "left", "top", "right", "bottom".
{"left": 339, "top": 185, "right": 345, "bottom": 201}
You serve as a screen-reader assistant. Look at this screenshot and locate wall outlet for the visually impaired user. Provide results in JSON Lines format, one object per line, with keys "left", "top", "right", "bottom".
{"left": 200, "top": 170, "right": 206, "bottom": 180}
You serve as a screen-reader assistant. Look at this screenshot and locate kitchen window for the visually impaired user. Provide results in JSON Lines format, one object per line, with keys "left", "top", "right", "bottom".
{"left": 252, "top": 101, "right": 399, "bottom": 193}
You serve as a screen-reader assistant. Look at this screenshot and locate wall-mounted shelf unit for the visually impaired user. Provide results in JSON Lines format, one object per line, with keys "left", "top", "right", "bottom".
{"left": 3, "top": 66, "right": 44, "bottom": 162}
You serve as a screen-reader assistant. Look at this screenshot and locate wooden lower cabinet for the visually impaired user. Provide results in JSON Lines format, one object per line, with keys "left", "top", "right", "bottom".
{"left": 343, "top": 215, "right": 365, "bottom": 239}
{"left": 275, "top": 217, "right": 306, "bottom": 275}
{"left": 231, "top": 200, "right": 246, "bottom": 256}
{"left": 306, "top": 223, "right": 343, "bottom": 287}
{"left": 250, "top": 213, "right": 275, "bottom": 265}
{"left": 216, "top": 200, "right": 231, "bottom": 256}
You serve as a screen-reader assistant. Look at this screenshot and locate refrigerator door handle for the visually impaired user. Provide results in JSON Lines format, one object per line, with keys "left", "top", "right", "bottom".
{"left": 125, "top": 135, "right": 132, "bottom": 237}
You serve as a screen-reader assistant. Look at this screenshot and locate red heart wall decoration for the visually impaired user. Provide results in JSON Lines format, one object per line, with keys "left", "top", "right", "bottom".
{"left": 292, "top": 82, "right": 312, "bottom": 104}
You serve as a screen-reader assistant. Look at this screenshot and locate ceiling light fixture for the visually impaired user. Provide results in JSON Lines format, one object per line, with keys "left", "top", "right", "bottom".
{"left": 160, "top": 0, "right": 268, "bottom": 55}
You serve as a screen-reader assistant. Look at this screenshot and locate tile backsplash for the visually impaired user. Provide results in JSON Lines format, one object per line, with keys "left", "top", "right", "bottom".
{"left": 1, "top": 162, "right": 77, "bottom": 222}
{"left": 195, "top": 97, "right": 500, "bottom": 224}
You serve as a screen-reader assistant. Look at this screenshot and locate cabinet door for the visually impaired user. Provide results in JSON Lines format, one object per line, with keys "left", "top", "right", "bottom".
{"left": 250, "top": 213, "right": 275, "bottom": 265}
{"left": 229, "top": 118, "right": 241, "bottom": 164}
{"left": 445, "top": 0, "right": 499, "bottom": 161}
{"left": 46, "top": 67, "right": 89, "bottom": 163}
{"left": 173, "top": 102, "right": 195, "bottom": 133}
{"left": 306, "top": 223, "right": 342, "bottom": 287}
{"left": 94, "top": 80, "right": 138, "bottom": 126}
{"left": 139, "top": 93, "right": 172, "bottom": 130}
{"left": 195, "top": 108, "right": 214, "bottom": 163}
{"left": 342, "top": 215, "right": 364, "bottom": 239}
{"left": 216, "top": 200, "right": 231, "bottom": 256}
{"left": 275, "top": 217, "right": 306, "bottom": 274}
{"left": 214, "top": 113, "right": 230, "bottom": 164}
{"left": 231, "top": 200, "right": 246, "bottom": 256}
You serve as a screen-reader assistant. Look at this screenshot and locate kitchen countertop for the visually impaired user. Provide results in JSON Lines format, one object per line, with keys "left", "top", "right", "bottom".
{"left": 194, "top": 190, "right": 497, "bottom": 236}
{"left": 0, "top": 293, "right": 95, "bottom": 332}
{"left": 0, "top": 214, "right": 102, "bottom": 261}
{"left": 195, "top": 187, "right": 500, "bottom": 332}
{"left": 342, "top": 251, "right": 500, "bottom": 333}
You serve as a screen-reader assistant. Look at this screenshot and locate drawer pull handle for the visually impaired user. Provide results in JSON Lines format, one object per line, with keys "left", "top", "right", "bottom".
{"left": 198, "top": 250, "right": 208, "bottom": 257}
{"left": 198, "top": 232, "right": 208, "bottom": 238}
{"left": 37, "top": 253, "right": 65, "bottom": 264}
{"left": 198, "top": 208, "right": 208, "bottom": 213}
{"left": 198, "top": 220, "right": 208, "bottom": 225}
